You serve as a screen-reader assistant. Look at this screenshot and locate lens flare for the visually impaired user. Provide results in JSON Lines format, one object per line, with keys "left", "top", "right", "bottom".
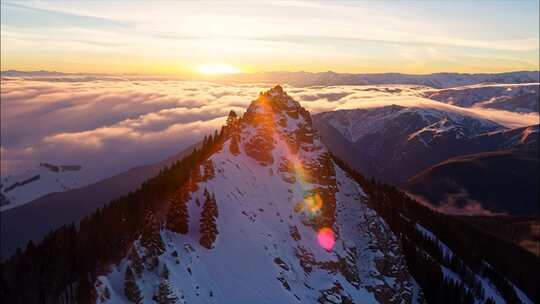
{"left": 304, "top": 193, "right": 323, "bottom": 213}
{"left": 317, "top": 227, "right": 335, "bottom": 250}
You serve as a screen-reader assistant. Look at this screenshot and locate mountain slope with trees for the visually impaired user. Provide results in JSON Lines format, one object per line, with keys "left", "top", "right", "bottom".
{"left": 0, "top": 87, "right": 536, "bottom": 304}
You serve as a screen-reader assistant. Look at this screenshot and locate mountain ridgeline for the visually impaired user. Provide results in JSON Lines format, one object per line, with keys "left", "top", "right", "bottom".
{"left": 312, "top": 105, "right": 506, "bottom": 185}
{"left": 0, "top": 86, "right": 537, "bottom": 304}
{"left": 214, "top": 70, "right": 540, "bottom": 88}
{"left": 313, "top": 106, "right": 539, "bottom": 216}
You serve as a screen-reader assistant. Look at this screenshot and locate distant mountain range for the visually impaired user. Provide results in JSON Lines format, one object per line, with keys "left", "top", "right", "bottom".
{"left": 220, "top": 70, "right": 539, "bottom": 88}
{"left": 424, "top": 83, "right": 539, "bottom": 113}
{"left": 3, "top": 69, "right": 539, "bottom": 89}
{"left": 0, "top": 70, "right": 69, "bottom": 77}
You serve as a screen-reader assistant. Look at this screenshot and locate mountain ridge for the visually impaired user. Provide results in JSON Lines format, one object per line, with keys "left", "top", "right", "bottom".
{"left": 93, "top": 85, "right": 420, "bottom": 303}
{"left": 2, "top": 70, "right": 538, "bottom": 89}
{"left": 220, "top": 71, "right": 539, "bottom": 88}
{"left": 312, "top": 105, "right": 507, "bottom": 184}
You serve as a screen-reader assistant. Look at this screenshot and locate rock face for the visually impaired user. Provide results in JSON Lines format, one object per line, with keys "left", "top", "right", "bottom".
{"left": 96, "top": 86, "right": 420, "bottom": 303}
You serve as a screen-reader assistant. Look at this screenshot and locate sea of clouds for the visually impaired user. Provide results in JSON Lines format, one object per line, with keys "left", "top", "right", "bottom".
{"left": 1, "top": 77, "right": 537, "bottom": 184}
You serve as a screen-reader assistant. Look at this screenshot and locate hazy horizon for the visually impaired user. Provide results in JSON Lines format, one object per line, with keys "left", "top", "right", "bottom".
{"left": 2, "top": 68, "right": 540, "bottom": 78}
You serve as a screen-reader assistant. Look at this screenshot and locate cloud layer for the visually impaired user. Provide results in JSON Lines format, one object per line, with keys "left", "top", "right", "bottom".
{"left": 1, "top": 77, "right": 537, "bottom": 183}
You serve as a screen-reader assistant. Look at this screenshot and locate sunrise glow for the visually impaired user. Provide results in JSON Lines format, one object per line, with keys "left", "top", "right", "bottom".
{"left": 1, "top": 2, "right": 538, "bottom": 74}
{"left": 196, "top": 64, "right": 241, "bottom": 75}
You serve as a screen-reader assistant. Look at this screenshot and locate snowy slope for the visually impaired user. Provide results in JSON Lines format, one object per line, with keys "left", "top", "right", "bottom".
{"left": 96, "top": 86, "right": 420, "bottom": 303}
{"left": 312, "top": 105, "right": 505, "bottom": 184}
{"left": 0, "top": 163, "right": 87, "bottom": 211}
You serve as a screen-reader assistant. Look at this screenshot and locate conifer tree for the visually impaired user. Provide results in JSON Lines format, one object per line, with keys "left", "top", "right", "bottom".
{"left": 189, "top": 167, "right": 200, "bottom": 193}
{"left": 202, "top": 135, "right": 208, "bottom": 148}
{"left": 124, "top": 266, "right": 143, "bottom": 304}
{"left": 166, "top": 191, "right": 189, "bottom": 235}
{"left": 161, "top": 264, "right": 170, "bottom": 280}
{"left": 203, "top": 160, "right": 215, "bottom": 180}
{"left": 149, "top": 256, "right": 160, "bottom": 271}
{"left": 153, "top": 279, "right": 178, "bottom": 304}
{"left": 199, "top": 189, "right": 219, "bottom": 249}
{"left": 229, "top": 132, "right": 240, "bottom": 155}
{"left": 141, "top": 210, "right": 165, "bottom": 256}
{"left": 76, "top": 273, "right": 95, "bottom": 304}
{"left": 129, "top": 249, "right": 144, "bottom": 276}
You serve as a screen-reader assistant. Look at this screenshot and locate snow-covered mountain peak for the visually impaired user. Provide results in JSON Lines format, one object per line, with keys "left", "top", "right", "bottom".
{"left": 241, "top": 86, "right": 327, "bottom": 195}
{"left": 246, "top": 84, "right": 310, "bottom": 123}
{"left": 96, "top": 87, "right": 419, "bottom": 303}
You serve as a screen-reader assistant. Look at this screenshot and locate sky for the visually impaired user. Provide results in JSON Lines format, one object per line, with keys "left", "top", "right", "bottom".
{"left": 1, "top": 1, "right": 539, "bottom": 75}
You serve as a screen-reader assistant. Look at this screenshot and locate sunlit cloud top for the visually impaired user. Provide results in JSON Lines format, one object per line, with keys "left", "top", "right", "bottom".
{"left": 1, "top": 1, "right": 539, "bottom": 74}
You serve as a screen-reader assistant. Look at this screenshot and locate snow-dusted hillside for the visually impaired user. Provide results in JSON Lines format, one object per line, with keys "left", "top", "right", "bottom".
{"left": 316, "top": 105, "right": 502, "bottom": 144}
{"left": 96, "top": 86, "right": 421, "bottom": 303}
{"left": 475, "top": 124, "right": 539, "bottom": 150}
{"left": 312, "top": 105, "right": 505, "bottom": 184}
{"left": 0, "top": 163, "right": 87, "bottom": 211}
{"left": 424, "top": 83, "right": 540, "bottom": 113}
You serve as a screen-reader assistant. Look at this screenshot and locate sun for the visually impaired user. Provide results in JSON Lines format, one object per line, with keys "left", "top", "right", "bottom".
{"left": 196, "top": 64, "right": 241, "bottom": 75}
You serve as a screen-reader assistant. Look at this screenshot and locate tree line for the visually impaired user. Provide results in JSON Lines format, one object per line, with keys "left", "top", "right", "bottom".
{"left": 0, "top": 128, "right": 226, "bottom": 304}
{"left": 333, "top": 156, "right": 539, "bottom": 304}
